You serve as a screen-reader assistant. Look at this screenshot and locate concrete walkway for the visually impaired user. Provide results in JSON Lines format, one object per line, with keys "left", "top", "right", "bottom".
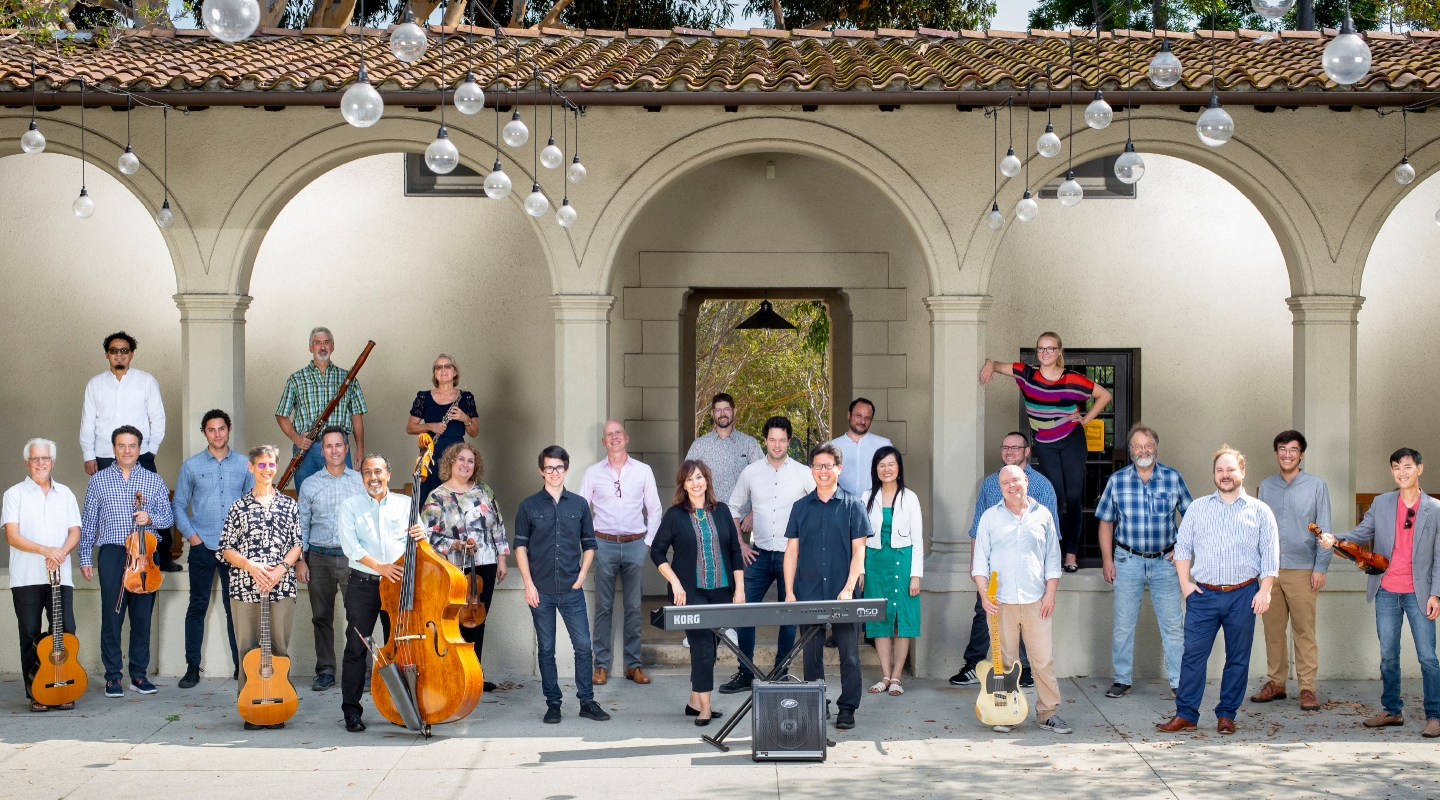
{"left": 3, "top": 671, "right": 1439, "bottom": 799}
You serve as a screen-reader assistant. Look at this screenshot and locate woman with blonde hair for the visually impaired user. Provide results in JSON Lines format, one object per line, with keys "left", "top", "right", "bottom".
{"left": 980, "top": 332, "right": 1112, "bottom": 572}
{"left": 406, "top": 353, "right": 478, "bottom": 504}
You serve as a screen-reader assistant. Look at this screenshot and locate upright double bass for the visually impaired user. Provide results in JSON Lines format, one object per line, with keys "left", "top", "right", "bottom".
{"left": 370, "top": 433, "right": 483, "bottom": 737}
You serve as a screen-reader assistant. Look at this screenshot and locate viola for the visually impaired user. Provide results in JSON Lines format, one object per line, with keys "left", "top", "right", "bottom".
{"left": 238, "top": 589, "right": 298, "bottom": 726}
{"left": 459, "top": 568, "right": 487, "bottom": 629}
{"left": 1310, "top": 523, "right": 1389, "bottom": 576}
{"left": 29, "top": 570, "right": 87, "bottom": 708}
{"left": 370, "top": 433, "right": 483, "bottom": 737}
{"left": 121, "top": 491, "right": 163, "bottom": 602}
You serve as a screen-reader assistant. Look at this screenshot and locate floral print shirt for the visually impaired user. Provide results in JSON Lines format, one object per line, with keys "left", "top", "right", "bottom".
{"left": 218, "top": 492, "right": 302, "bottom": 602}
{"left": 421, "top": 483, "right": 509, "bottom": 568}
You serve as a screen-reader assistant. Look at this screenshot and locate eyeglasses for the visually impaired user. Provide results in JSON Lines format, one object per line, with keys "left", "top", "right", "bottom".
{"left": 812, "top": 463, "right": 838, "bottom": 472}
{"left": 1036, "top": 346, "right": 1060, "bottom": 354}
{"left": 999, "top": 445, "right": 1027, "bottom": 453}
{"left": 613, "top": 480, "right": 622, "bottom": 497}
{"left": 26, "top": 456, "right": 53, "bottom": 463}
{"left": 1406, "top": 506, "right": 1416, "bottom": 530}
{"left": 107, "top": 347, "right": 132, "bottom": 355}
{"left": 541, "top": 465, "right": 567, "bottom": 474}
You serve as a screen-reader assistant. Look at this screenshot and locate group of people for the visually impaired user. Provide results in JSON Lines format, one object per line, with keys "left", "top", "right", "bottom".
{"left": 6, "top": 325, "right": 1438, "bottom": 742}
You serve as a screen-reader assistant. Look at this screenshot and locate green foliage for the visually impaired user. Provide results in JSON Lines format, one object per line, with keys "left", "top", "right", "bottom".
{"left": 1028, "top": 0, "right": 1419, "bottom": 30}
{"left": 742, "top": 0, "right": 995, "bottom": 32}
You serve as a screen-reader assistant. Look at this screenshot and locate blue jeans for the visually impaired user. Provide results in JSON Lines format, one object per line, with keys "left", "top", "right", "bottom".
{"left": 184, "top": 543, "right": 238, "bottom": 668}
{"left": 1376, "top": 589, "right": 1440, "bottom": 719}
{"left": 292, "top": 441, "right": 351, "bottom": 493}
{"left": 1111, "top": 550, "right": 1184, "bottom": 687}
{"left": 736, "top": 549, "right": 796, "bottom": 678}
{"left": 96, "top": 543, "right": 155, "bottom": 682}
{"left": 531, "top": 588, "right": 595, "bottom": 707}
{"left": 1176, "top": 581, "right": 1258, "bottom": 723}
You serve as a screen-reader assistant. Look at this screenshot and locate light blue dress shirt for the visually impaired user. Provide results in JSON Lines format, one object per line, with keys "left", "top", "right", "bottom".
{"left": 971, "top": 498, "right": 1062, "bottom": 605}
{"left": 827, "top": 432, "right": 894, "bottom": 497}
{"left": 1174, "top": 490, "right": 1280, "bottom": 586}
{"left": 337, "top": 491, "right": 412, "bottom": 576}
{"left": 172, "top": 448, "right": 254, "bottom": 550}
{"left": 298, "top": 467, "right": 365, "bottom": 550}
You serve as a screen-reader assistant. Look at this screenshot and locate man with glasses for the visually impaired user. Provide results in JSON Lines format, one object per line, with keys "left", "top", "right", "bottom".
{"left": 275, "top": 327, "right": 367, "bottom": 492}
{"left": 1097, "top": 425, "right": 1193, "bottom": 700}
{"left": 685, "top": 393, "right": 763, "bottom": 507}
{"left": 578, "top": 420, "right": 661, "bottom": 686}
{"left": 1251, "top": 430, "right": 1332, "bottom": 711}
{"left": 950, "top": 432, "right": 1057, "bottom": 688}
{"left": 1319, "top": 448, "right": 1440, "bottom": 738}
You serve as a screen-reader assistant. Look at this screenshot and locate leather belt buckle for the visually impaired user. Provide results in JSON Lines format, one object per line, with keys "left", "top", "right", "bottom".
{"left": 597, "top": 532, "right": 644, "bottom": 543}
{"left": 1117, "top": 541, "right": 1173, "bottom": 559}
{"left": 1197, "top": 578, "right": 1257, "bottom": 592}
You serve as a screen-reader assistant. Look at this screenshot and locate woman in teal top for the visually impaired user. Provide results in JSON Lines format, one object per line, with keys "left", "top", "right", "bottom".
{"left": 860, "top": 446, "right": 924, "bottom": 697}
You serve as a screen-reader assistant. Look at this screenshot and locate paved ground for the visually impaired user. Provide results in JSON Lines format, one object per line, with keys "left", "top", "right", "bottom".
{"left": 3, "top": 669, "right": 1439, "bottom": 799}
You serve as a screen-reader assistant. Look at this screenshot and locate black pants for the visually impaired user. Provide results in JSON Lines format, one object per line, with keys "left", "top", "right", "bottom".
{"left": 341, "top": 572, "right": 390, "bottom": 721}
{"left": 684, "top": 587, "right": 732, "bottom": 694}
{"left": 183, "top": 543, "right": 237, "bottom": 668}
{"left": 97, "top": 453, "right": 176, "bottom": 568}
{"left": 802, "top": 621, "right": 861, "bottom": 712}
{"left": 459, "top": 563, "right": 498, "bottom": 664}
{"left": 1032, "top": 427, "right": 1088, "bottom": 556}
{"left": 964, "top": 593, "right": 1029, "bottom": 670}
{"left": 12, "top": 584, "right": 76, "bottom": 700}
{"left": 96, "top": 543, "right": 155, "bottom": 682}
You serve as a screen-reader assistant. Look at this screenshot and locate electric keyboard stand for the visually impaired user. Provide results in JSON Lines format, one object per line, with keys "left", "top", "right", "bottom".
{"left": 702, "top": 624, "right": 826, "bottom": 752}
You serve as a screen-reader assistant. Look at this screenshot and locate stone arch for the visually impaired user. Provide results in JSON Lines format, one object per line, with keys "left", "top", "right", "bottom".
{"left": 1339, "top": 130, "right": 1440, "bottom": 295}
{"left": 579, "top": 115, "right": 959, "bottom": 297}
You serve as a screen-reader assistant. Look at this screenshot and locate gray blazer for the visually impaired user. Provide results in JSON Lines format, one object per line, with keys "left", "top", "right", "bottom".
{"left": 1337, "top": 490, "right": 1440, "bottom": 603}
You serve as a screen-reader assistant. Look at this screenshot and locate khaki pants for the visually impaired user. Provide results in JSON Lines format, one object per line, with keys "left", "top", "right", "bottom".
{"left": 998, "top": 600, "right": 1062, "bottom": 721}
{"left": 230, "top": 597, "right": 295, "bottom": 693}
{"left": 1262, "top": 568, "right": 1319, "bottom": 691}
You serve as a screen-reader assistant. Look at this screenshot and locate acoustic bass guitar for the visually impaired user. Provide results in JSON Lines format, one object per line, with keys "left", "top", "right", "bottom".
{"left": 30, "top": 570, "right": 87, "bottom": 707}
{"left": 237, "top": 589, "right": 299, "bottom": 727}
{"left": 975, "top": 571, "right": 1029, "bottom": 728}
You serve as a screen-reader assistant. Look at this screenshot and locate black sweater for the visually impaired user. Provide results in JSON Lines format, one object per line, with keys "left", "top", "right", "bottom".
{"left": 649, "top": 504, "right": 745, "bottom": 593}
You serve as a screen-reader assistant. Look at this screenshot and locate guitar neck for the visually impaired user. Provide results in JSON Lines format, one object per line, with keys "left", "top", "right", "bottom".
{"left": 50, "top": 573, "right": 64, "bottom": 654}
{"left": 988, "top": 603, "right": 1003, "bottom": 674}
{"left": 259, "top": 592, "right": 272, "bottom": 672}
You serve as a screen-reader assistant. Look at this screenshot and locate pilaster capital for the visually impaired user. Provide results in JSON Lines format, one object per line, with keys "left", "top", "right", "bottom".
{"left": 924, "top": 294, "right": 993, "bottom": 324}
{"left": 173, "top": 293, "right": 253, "bottom": 321}
{"left": 1286, "top": 294, "right": 1365, "bottom": 325}
{"left": 550, "top": 294, "right": 616, "bottom": 323}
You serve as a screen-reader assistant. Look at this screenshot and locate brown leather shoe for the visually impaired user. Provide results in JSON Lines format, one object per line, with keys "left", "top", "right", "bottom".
{"left": 1217, "top": 717, "right": 1236, "bottom": 734}
{"left": 592, "top": 668, "right": 607, "bottom": 685}
{"left": 625, "top": 667, "right": 651, "bottom": 684}
{"left": 1155, "top": 715, "right": 1197, "bottom": 733}
{"left": 1424, "top": 719, "right": 1440, "bottom": 738}
{"left": 1300, "top": 689, "right": 1320, "bottom": 711}
{"left": 1249, "top": 680, "right": 1287, "bottom": 703}
{"left": 1363, "top": 711, "right": 1404, "bottom": 728}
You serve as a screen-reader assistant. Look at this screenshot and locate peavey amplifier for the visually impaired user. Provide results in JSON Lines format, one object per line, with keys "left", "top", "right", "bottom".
{"left": 751, "top": 680, "right": 827, "bottom": 762}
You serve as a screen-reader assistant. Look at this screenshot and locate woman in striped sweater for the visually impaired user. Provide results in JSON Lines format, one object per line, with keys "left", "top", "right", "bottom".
{"left": 979, "top": 332, "right": 1113, "bottom": 572}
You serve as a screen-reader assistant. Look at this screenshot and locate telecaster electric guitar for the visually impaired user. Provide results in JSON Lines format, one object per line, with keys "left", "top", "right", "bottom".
{"left": 975, "top": 571, "right": 1029, "bottom": 727}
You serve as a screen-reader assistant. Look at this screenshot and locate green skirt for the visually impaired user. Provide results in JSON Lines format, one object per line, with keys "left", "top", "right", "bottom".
{"left": 863, "top": 534, "right": 921, "bottom": 638}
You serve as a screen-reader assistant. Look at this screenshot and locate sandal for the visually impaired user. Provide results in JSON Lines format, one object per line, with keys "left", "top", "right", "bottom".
{"left": 55, "top": 702, "right": 74, "bottom": 710}
{"left": 888, "top": 680, "right": 904, "bottom": 696}
{"left": 29, "top": 701, "right": 49, "bottom": 712}
{"left": 868, "top": 678, "right": 892, "bottom": 694}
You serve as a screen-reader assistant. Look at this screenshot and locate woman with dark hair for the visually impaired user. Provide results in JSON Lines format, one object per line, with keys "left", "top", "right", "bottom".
{"left": 406, "top": 354, "right": 479, "bottom": 504}
{"left": 979, "top": 331, "right": 1112, "bottom": 572}
{"left": 651, "top": 459, "right": 745, "bottom": 725}
{"left": 860, "top": 446, "right": 923, "bottom": 696}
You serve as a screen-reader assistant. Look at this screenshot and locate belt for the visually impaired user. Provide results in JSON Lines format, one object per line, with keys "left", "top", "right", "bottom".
{"left": 349, "top": 571, "right": 381, "bottom": 583}
{"left": 596, "top": 532, "right": 645, "bottom": 543}
{"left": 1116, "top": 541, "right": 1174, "bottom": 559}
{"left": 308, "top": 546, "right": 345, "bottom": 557}
{"left": 1197, "top": 578, "right": 1257, "bottom": 592}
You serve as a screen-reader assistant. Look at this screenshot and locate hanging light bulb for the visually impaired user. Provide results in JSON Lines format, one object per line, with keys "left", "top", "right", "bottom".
{"left": 1196, "top": 94, "right": 1235, "bottom": 147}
{"left": 1322, "top": 13, "right": 1372, "bottom": 85}
{"left": 557, "top": 197, "right": 577, "bottom": 227}
{"left": 21, "top": 120, "right": 45, "bottom": 154}
{"left": 986, "top": 202, "right": 1004, "bottom": 230}
{"left": 341, "top": 66, "right": 384, "bottom": 128}
{"left": 117, "top": 144, "right": 139, "bottom": 175}
{"left": 390, "top": 8, "right": 428, "bottom": 63}
{"left": 73, "top": 187, "right": 95, "bottom": 219}
{"left": 1251, "top": 0, "right": 1294, "bottom": 19}
{"left": 1394, "top": 156, "right": 1415, "bottom": 185}
{"left": 503, "top": 110, "right": 529, "bottom": 147}
{"left": 1114, "top": 140, "right": 1146, "bottom": 184}
{"left": 1037, "top": 123, "right": 1061, "bottom": 158}
{"left": 454, "top": 72, "right": 485, "bottom": 115}
{"left": 202, "top": 0, "right": 260, "bottom": 43}
{"left": 540, "top": 137, "right": 563, "bottom": 169}
{"left": 424, "top": 125, "right": 459, "bottom": 174}
{"left": 567, "top": 155, "right": 586, "bottom": 183}
{"left": 1016, "top": 191, "right": 1038, "bottom": 222}
{"left": 1057, "top": 171, "right": 1083, "bottom": 207}
{"left": 1000, "top": 148, "right": 1021, "bottom": 178}
{"left": 524, "top": 183, "right": 549, "bottom": 216}
{"left": 1148, "top": 40, "right": 1183, "bottom": 88}
{"left": 484, "top": 161, "right": 512, "bottom": 199}
{"left": 156, "top": 199, "right": 174, "bottom": 228}
{"left": 1085, "top": 91, "right": 1113, "bottom": 130}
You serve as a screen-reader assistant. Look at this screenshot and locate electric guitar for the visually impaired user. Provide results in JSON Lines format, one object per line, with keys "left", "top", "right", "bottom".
{"left": 974, "top": 571, "right": 1028, "bottom": 728}
{"left": 237, "top": 589, "right": 298, "bottom": 727}
{"left": 29, "top": 570, "right": 87, "bottom": 707}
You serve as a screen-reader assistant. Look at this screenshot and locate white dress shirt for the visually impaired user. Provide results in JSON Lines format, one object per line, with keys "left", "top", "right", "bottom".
{"left": 728, "top": 457, "right": 815, "bottom": 552}
{"left": 337, "top": 491, "right": 413, "bottom": 576}
{"left": 971, "top": 498, "right": 1062, "bottom": 605}
{"left": 827, "top": 431, "right": 894, "bottom": 497}
{"left": 80, "top": 368, "right": 166, "bottom": 460}
{"left": 2, "top": 477, "right": 81, "bottom": 587}
{"left": 578, "top": 455, "right": 663, "bottom": 544}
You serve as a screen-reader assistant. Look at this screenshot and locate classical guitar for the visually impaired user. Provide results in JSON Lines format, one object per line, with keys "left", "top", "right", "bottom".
{"left": 975, "top": 571, "right": 1029, "bottom": 728}
{"left": 30, "top": 570, "right": 87, "bottom": 708}
{"left": 120, "top": 491, "right": 162, "bottom": 611}
{"left": 237, "top": 588, "right": 298, "bottom": 727}
{"left": 1310, "top": 523, "right": 1389, "bottom": 575}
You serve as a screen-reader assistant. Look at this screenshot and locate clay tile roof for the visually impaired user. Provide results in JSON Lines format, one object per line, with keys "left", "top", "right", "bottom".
{"left": 1, "top": 29, "right": 1438, "bottom": 95}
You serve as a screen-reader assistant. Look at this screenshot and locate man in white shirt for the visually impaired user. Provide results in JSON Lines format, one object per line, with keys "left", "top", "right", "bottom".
{"left": 827, "top": 398, "right": 893, "bottom": 497}
{"left": 3, "top": 439, "right": 82, "bottom": 711}
{"left": 578, "top": 420, "right": 662, "bottom": 686}
{"left": 972, "top": 465, "right": 1070, "bottom": 735}
{"left": 718, "top": 416, "right": 815, "bottom": 694}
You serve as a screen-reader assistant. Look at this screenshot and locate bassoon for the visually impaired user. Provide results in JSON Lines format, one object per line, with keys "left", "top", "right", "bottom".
{"left": 276, "top": 340, "right": 376, "bottom": 493}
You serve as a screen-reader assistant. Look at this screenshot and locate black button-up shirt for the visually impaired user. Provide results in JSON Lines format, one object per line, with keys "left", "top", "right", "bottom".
{"left": 784, "top": 486, "right": 871, "bottom": 601}
{"left": 513, "top": 488, "right": 596, "bottom": 594}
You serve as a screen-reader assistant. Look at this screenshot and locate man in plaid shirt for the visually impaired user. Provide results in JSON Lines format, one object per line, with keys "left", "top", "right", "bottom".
{"left": 274, "top": 327, "right": 367, "bottom": 491}
{"left": 1096, "top": 424, "right": 1193, "bottom": 700}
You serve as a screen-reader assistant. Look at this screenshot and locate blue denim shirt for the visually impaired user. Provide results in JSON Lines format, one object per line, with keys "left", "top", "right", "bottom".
{"left": 513, "top": 488, "right": 597, "bottom": 595}
{"left": 171, "top": 448, "right": 254, "bottom": 550}
{"left": 784, "top": 487, "right": 871, "bottom": 601}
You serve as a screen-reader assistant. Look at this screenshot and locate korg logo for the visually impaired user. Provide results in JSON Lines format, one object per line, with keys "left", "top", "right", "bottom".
{"left": 673, "top": 614, "right": 701, "bottom": 625}
{"left": 857, "top": 607, "right": 880, "bottom": 617}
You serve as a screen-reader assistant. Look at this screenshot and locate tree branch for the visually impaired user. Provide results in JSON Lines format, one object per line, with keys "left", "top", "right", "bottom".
{"left": 508, "top": 0, "right": 525, "bottom": 27}
{"left": 537, "top": 0, "right": 573, "bottom": 28}
{"left": 769, "top": 0, "right": 784, "bottom": 28}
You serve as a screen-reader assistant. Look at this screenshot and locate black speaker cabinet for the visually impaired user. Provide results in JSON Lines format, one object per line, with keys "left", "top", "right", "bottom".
{"left": 751, "top": 680, "right": 827, "bottom": 761}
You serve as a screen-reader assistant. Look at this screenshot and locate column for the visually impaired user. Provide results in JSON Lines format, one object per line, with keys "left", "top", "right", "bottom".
{"left": 1288, "top": 294, "right": 1364, "bottom": 529}
{"left": 550, "top": 295, "right": 614, "bottom": 491}
{"left": 174, "top": 293, "right": 251, "bottom": 457}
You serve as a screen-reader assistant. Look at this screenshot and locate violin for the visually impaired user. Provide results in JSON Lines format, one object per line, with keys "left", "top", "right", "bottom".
{"left": 121, "top": 491, "right": 163, "bottom": 603}
{"left": 459, "top": 566, "right": 487, "bottom": 629}
{"left": 370, "top": 433, "right": 483, "bottom": 737}
{"left": 30, "top": 570, "right": 87, "bottom": 708}
{"left": 1310, "top": 523, "right": 1390, "bottom": 576}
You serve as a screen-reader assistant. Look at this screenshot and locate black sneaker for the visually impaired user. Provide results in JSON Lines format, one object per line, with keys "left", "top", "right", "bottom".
{"left": 105, "top": 679, "right": 124, "bottom": 698}
{"left": 949, "top": 664, "right": 978, "bottom": 686}
{"left": 178, "top": 664, "right": 201, "bottom": 689}
{"left": 1105, "top": 683, "right": 1132, "bottom": 698}
{"left": 578, "top": 701, "right": 611, "bottom": 721}
{"left": 835, "top": 709, "right": 856, "bottom": 730}
{"left": 160, "top": 562, "right": 183, "bottom": 573}
{"left": 543, "top": 704, "right": 562, "bottom": 724}
{"left": 311, "top": 673, "right": 335, "bottom": 692}
{"left": 345, "top": 716, "right": 366, "bottom": 732}
{"left": 483, "top": 681, "right": 497, "bottom": 692}
{"left": 1019, "top": 670, "right": 1034, "bottom": 688}
{"left": 718, "top": 672, "right": 753, "bottom": 694}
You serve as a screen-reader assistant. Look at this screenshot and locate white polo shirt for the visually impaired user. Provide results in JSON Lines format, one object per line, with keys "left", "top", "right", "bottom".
{"left": 2, "top": 477, "right": 82, "bottom": 587}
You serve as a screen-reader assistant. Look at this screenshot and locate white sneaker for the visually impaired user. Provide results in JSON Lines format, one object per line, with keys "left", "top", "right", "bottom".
{"left": 992, "top": 725, "right": 1013, "bottom": 733}
{"left": 723, "top": 628, "right": 738, "bottom": 645}
{"left": 682, "top": 638, "right": 689, "bottom": 648}
{"left": 1039, "top": 715, "right": 1073, "bottom": 734}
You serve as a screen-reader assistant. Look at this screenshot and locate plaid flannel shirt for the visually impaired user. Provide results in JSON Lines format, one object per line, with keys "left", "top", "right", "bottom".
{"left": 274, "top": 362, "right": 367, "bottom": 435}
{"left": 1094, "top": 463, "right": 1193, "bottom": 554}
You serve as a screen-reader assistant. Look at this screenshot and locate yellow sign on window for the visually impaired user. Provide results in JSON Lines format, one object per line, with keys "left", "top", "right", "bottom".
{"left": 1084, "top": 419, "right": 1106, "bottom": 452}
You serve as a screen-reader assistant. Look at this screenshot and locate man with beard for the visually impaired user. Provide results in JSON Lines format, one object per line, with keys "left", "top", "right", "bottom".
{"left": 685, "top": 393, "right": 763, "bottom": 509}
{"left": 1096, "top": 425, "right": 1193, "bottom": 700}
{"left": 275, "top": 327, "right": 367, "bottom": 491}
{"left": 827, "top": 399, "right": 892, "bottom": 499}
{"left": 1157, "top": 446, "right": 1278, "bottom": 736}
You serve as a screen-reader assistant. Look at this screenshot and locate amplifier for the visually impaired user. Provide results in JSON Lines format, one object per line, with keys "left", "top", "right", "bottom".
{"left": 751, "top": 680, "right": 827, "bottom": 762}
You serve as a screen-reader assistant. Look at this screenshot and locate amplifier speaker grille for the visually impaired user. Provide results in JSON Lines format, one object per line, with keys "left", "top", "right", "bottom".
{"left": 751, "top": 681, "right": 826, "bottom": 761}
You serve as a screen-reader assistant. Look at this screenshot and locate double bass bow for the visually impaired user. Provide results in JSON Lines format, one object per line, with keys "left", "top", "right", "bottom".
{"left": 1310, "top": 523, "right": 1389, "bottom": 575}
{"left": 370, "top": 433, "right": 483, "bottom": 737}
{"left": 120, "top": 491, "right": 162, "bottom": 611}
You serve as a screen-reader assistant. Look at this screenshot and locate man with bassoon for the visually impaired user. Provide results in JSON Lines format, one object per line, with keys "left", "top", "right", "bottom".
{"left": 275, "top": 328, "right": 372, "bottom": 492}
